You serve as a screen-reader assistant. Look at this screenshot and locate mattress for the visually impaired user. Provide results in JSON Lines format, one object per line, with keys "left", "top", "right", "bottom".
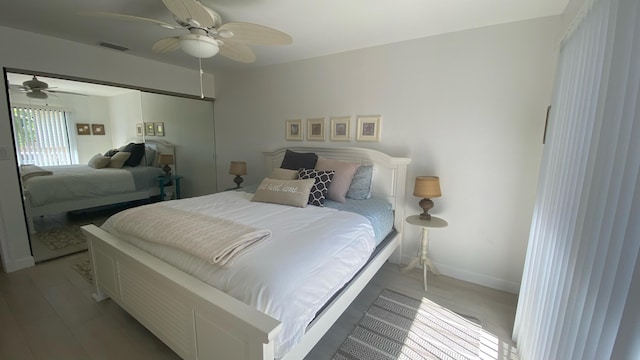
{"left": 23, "top": 164, "right": 162, "bottom": 207}
{"left": 101, "top": 190, "right": 377, "bottom": 358}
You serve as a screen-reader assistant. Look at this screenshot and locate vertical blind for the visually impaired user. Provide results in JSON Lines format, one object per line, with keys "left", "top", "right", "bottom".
{"left": 11, "top": 105, "right": 72, "bottom": 166}
{"left": 513, "top": 0, "right": 640, "bottom": 359}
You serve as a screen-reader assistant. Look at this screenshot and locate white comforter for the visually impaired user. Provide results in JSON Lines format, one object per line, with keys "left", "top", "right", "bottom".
{"left": 24, "top": 165, "right": 136, "bottom": 207}
{"left": 101, "top": 191, "right": 376, "bottom": 358}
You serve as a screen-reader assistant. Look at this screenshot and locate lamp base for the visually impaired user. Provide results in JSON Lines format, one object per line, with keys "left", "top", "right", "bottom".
{"left": 162, "top": 164, "right": 172, "bottom": 177}
{"left": 418, "top": 198, "right": 434, "bottom": 221}
{"left": 233, "top": 175, "right": 244, "bottom": 188}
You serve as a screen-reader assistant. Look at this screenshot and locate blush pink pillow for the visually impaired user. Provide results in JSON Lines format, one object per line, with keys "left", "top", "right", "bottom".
{"left": 315, "top": 157, "right": 360, "bottom": 203}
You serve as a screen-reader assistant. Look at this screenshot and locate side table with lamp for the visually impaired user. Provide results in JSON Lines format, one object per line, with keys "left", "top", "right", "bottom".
{"left": 156, "top": 154, "right": 183, "bottom": 200}
{"left": 401, "top": 175, "right": 448, "bottom": 291}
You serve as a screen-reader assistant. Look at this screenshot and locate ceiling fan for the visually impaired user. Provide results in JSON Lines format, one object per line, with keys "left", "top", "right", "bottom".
{"left": 82, "top": 0, "right": 292, "bottom": 63}
{"left": 9, "top": 76, "right": 87, "bottom": 99}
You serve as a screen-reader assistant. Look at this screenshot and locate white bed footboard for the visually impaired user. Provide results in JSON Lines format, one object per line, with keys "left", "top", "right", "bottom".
{"left": 82, "top": 225, "right": 282, "bottom": 360}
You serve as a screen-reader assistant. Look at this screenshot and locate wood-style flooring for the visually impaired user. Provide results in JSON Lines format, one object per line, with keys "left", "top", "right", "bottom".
{"left": 0, "top": 252, "right": 518, "bottom": 359}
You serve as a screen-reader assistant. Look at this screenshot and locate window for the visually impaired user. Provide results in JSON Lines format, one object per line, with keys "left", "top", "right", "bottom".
{"left": 11, "top": 105, "right": 72, "bottom": 166}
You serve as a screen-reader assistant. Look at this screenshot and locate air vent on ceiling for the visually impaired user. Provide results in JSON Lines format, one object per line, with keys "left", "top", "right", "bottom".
{"left": 99, "top": 42, "right": 129, "bottom": 52}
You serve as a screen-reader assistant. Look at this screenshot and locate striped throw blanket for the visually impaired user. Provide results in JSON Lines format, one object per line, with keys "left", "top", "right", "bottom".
{"left": 106, "top": 203, "right": 271, "bottom": 267}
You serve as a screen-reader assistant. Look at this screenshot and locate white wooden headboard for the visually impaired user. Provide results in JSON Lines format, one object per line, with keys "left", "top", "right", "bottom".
{"left": 141, "top": 139, "right": 176, "bottom": 173}
{"left": 263, "top": 147, "right": 411, "bottom": 239}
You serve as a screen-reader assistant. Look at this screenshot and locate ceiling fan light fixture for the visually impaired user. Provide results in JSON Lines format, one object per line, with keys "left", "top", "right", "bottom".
{"left": 27, "top": 90, "right": 48, "bottom": 99}
{"left": 179, "top": 34, "right": 219, "bottom": 58}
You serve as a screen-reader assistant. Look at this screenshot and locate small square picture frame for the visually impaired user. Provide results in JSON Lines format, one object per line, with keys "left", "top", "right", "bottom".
{"left": 76, "top": 123, "right": 90, "bottom": 135}
{"left": 91, "top": 124, "right": 105, "bottom": 135}
{"left": 154, "top": 122, "right": 165, "bottom": 136}
{"left": 330, "top": 116, "right": 351, "bottom": 141}
{"left": 356, "top": 115, "right": 381, "bottom": 142}
{"left": 145, "top": 122, "right": 155, "bottom": 136}
{"left": 136, "top": 123, "right": 143, "bottom": 136}
{"left": 306, "top": 118, "right": 325, "bottom": 141}
{"left": 286, "top": 119, "right": 303, "bottom": 141}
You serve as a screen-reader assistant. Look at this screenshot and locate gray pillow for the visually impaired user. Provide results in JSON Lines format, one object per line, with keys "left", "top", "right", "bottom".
{"left": 315, "top": 157, "right": 360, "bottom": 203}
{"left": 346, "top": 165, "right": 373, "bottom": 200}
{"left": 269, "top": 168, "right": 299, "bottom": 180}
{"left": 251, "top": 178, "right": 315, "bottom": 207}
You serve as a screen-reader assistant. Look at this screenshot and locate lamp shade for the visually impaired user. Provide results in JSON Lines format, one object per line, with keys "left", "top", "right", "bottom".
{"left": 158, "top": 154, "right": 174, "bottom": 166}
{"left": 179, "top": 34, "right": 219, "bottom": 58}
{"left": 229, "top": 161, "right": 247, "bottom": 176}
{"left": 413, "top": 176, "right": 441, "bottom": 198}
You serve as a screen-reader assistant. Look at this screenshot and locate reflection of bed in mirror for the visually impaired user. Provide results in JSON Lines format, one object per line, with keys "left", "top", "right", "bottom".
{"left": 22, "top": 139, "right": 175, "bottom": 231}
{"left": 82, "top": 146, "right": 410, "bottom": 360}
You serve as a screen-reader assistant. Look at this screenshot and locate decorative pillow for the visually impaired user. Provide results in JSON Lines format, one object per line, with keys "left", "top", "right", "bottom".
{"left": 346, "top": 165, "right": 374, "bottom": 200}
{"left": 251, "top": 178, "right": 315, "bottom": 208}
{"left": 104, "top": 149, "right": 119, "bottom": 157}
{"left": 315, "top": 157, "right": 360, "bottom": 203}
{"left": 144, "top": 146, "right": 156, "bottom": 166}
{"left": 108, "top": 152, "right": 131, "bottom": 168}
{"left": 122, "top": 143, "right": 146, "bottom": 167}
{"left": 269, "top": 168, "right": 299, "bottom": 180}
{"left": 280, "top": 150, "right": 318, "bottom": 170}
{"left": 88, "top": 153, "right": 111, "bottom": 169}
{"left": 298, "top": 168, "right": 335, "bottom": 206}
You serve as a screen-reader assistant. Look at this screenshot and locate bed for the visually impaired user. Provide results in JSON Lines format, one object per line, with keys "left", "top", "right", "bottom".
{"left": 81, "top": 146, "right": 410, "bottom": 360}
{"left": 21, "top": 139, "right": 175, "bottom": 231}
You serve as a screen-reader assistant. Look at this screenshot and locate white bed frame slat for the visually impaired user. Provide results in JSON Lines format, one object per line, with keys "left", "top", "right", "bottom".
{"left": 82, "top": 146, "right": 410, "bottom": 360}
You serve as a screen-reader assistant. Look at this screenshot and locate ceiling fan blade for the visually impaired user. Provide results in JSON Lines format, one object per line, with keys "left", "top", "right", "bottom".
{"left": 218, "top": 40, "right": 256, "bottom": 63}
{"left": 152, "top": 37, "right": 181, "bottom": 53}
{"left": 46, "top": 90, "right": 88, "bottom": 97}
{"left": 218, "top": 22, "right": 292, "bottom": 45}
{"left": 162, "top": 0, "right": 214, "bottom": 28}
{"left": 79, "top": 11, "right": 178, "bottom": 29}
{"left": 9, "top": 84, "right": 26, "bottom": 92}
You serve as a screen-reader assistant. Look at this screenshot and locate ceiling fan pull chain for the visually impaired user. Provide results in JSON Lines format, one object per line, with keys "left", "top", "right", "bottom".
{"left": 198, "top": 57, "right": 203, "bottom": 98}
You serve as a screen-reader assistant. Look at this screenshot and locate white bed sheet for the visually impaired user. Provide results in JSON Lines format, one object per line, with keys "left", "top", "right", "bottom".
{"left": 101, "top": 190, "right": 376, "bottom": 358}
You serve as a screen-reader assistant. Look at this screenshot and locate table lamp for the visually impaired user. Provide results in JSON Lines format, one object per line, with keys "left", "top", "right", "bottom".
{"left": 229, "top": 161, "right": 247, "bottom": 188}
{"left": 158, "top": 154, "right": 174, "bottom": 177}
{"left": 413, "top": 176, "right": 441, "bottom": 220}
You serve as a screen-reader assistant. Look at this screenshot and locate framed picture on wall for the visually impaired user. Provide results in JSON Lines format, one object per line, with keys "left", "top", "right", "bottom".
{"left": 356, "top": 115, "right": 381, "bottom": 142}
{"left": 306, "top": 118, "right": 325, "bottom": 141}
{"left": 330, "top": 116, "right": 350, "bottom": 141}
{"left": 286, "top": 119, "right": 303, "bottom": 140}
{"left": 136, "top": 123, "right": 143, "bottom": 136}
{"left": 91, "top": 124, "right": 105, "bottom": 135}
{"left": 154, "top": 122, "right": 165, "bottom": 136}
{"left": 145, "top": 122, "right": 155, "bottom": 136}
{"left": 76, "top": 123, "right": 90, "bottom": 135}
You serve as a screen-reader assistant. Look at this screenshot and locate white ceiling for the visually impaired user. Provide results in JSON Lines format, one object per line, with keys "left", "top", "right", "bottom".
{"left": 0, "top": 0, "right": 569, "bottom": 75}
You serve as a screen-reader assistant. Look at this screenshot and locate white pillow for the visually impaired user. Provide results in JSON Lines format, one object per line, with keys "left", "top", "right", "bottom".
{"left": 108, "top": 152, "right": 131, "bottom": 168}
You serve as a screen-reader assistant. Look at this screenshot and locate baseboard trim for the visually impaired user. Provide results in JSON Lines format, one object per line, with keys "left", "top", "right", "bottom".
{"left": 401, "top": 255, "right": 521, "bottom": 294}
{"left": 2, "top": 255, "right": 35, "bottom": 272}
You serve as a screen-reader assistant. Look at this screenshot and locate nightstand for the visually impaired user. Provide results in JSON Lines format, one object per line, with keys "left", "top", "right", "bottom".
{"left": 156, "top": 175, "right": 183, "bottom": 200}
{"left": 400, "top": 215, "right": 448, "bottom": 291}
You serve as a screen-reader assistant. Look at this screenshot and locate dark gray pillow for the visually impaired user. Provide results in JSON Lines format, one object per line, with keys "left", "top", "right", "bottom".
{"left": 280, "top": 150, "right": 318, "bottom": 170}
{"left": 104, "top": 149, "right": 119, "bottom": 157}
{"left": 122, "top": 143, "right": 146, "bottom": 167}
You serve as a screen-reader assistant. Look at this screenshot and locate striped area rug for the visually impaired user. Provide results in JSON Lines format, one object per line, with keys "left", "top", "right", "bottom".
{"left": 334, "top": 289, "right": 507, "bottom": 360}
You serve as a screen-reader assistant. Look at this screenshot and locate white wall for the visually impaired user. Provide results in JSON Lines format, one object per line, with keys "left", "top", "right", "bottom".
{"left": 0, "top": 26, "right": 215, "bottom": 272}
{"left": 140, "top": 92, "right": 216, "bottom": 197}
{"left": 107, "top": 92, "right": 144, "bottom": 146}
{"left": 214, "top": 16, "right": 562, "bottom": 293}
